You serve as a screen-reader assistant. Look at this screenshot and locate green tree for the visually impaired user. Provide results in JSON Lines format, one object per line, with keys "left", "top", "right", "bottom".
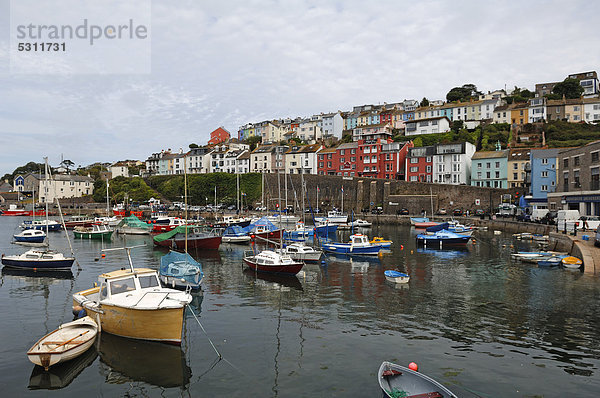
{"left": 2, "top": 161, "right": 45, "bottom": 182}
{"left": 552, "top": 78, "right": 584, "bottom": 99}
{"left": 446, "top": 84, "right": 482, "bottom": 102}
{"left": 451, "top": 120, "right": 464, "bottom": 133}
{"left": 420, "top": 97, "right": 429, "bottom": 107}
{"left": 60, "top": 159, "right": 75, "bottom": 172}
{"left": 244, "top": 136, "right": 262, "bottom": 151}
{"left": 189, "top": 143, "right": 199, "bottom": 149}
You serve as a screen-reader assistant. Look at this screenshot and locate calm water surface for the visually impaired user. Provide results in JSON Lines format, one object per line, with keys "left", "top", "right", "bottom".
{"left": 0, "top": 216, "right": 599, "bottom": 397}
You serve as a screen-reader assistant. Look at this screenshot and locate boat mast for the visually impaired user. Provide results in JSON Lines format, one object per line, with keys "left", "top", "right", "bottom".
{"left": 236, "top": 168, "right": 240, "bottom": 213}
{"left": 277, "top": 170, "right": 282, "bottom": 250}
{"left": 430, "top": 186, "right": 434, "bottom": 217}
{"left": 261, "top": 172, "right": 265, "bottom": 215}
{"left": 184, "top": 155, "right": 188, "bottom": 253}
{"left": 341, "top": 186, "right": 344, "bottom": 214}
{"left": 44, "top": 158, "right": 49, "bottom": 238}
{"left": 284, "top": 172, "right": 288, "bottom": 213}
{"left": 106, "top": 178, "right": 110, "bottom": 216}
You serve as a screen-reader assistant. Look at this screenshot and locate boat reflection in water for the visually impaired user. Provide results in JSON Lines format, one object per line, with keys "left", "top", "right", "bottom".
{"left": 416, "top": 246, "right": 471, "bottom": 260}
{"left": 243, "top": 268, "right": 303, "bottom": 291}
{"left": 324, "top": 253, "right": 381, "bottom": 273}
{"left": 2, "top": 266, "right": 74, "bottom": 280}
{"left": 28, "top": 345, "right": 98, "bottom": 390}
{"left": 97, "top": 333, "right": 191, "bottom": 388}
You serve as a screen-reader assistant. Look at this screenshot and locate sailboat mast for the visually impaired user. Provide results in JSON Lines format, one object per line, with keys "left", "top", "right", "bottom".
{"left": 184, "top": 155, "right": 188, "bottom": 253}
{"left": 430, "top": 186, "right": 434, "bottom": 217}
{"left": 106, "top": 178, "right": 110, "bottom": 216}
{"left": 341, "top": 186, "right": 344, "bottom": 214}
{"left": 284, "top": 172, "right": 288, "bottom": 212}
{"left": 261, "top": 172, "right": 265, "bottom": 215}
{"left": 277, "top": 170, "right": 282, "bottom": 250}
{"left": 44, "top": 158, "right": 49, "bottom": 237}
{"left": 236, "top": 171, "right": 240, "bottom": 213}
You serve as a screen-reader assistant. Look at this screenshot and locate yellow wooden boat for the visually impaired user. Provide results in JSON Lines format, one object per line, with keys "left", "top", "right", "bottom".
{"left": 72, "top": 246, "right": 192, "bottom": 345}
{"left": 561, "top": 256, "right": 583, "bottom": 269}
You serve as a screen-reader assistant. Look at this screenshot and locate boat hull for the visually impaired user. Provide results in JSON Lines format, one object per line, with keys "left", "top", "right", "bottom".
{"left": 222, "top": 235, "right": 251, "bottom": 244}
{"left": 321, "top": 243, "right": 381, "bottom": 255}
{"left": 64, "top": 220, "right": 95, "bottom": 229}
{"left": 1, "top": 256, "right": 74, "bottom": 270}
{"left": 23, "top": 223, "right": 62, "bottom": 231}
{"left": 416, "top": 236, "right": 470, "bottom": 247}
{"left": 73, "top": 230, "right": 114, "bottom": 240}
{"left": 27, "top": 317, "right": 98, "bottom": 370}
{"left": 73, "top": 288, "right": 186, "bottom": 345}
{"left": 243, "top": 258, "right": 303, "bottom": 275}
{"left": 413, "top": 222, "right": 440, "bottom": 228}
{"left": 13, "top": 235, "right": 46, "bottom": 244}
{"left": 250, "top": 229, "right": 284, "bottom": 241}
{"left": 154, "top": 236, "right": 222, "bottom": 250}
{"left": 159, "top": 275, "right": 202, "bottom": 291}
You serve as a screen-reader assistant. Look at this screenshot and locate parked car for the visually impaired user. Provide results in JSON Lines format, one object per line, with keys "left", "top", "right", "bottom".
{"left": 437, "top": 208, "right": 447, "bottom": 215}
{"left": 475, "top": 209, "right": 485, "bottom": 216}
{"left": 453, "top": 208, "right": 463, "bottom": 216}
{"left": 371, "top": 206, "right": 383, "bottom": 215}
{"left": 595, "top": 225, "right": 600, "bottom": 247}
{"left": 516, "top": 213, "right": 531, "bottom": 222}
{"left": 397, "top": 208, "right": 409, "bottom": 215}
{"left": 579, "top": 216, "right": 600, "bottom": 231}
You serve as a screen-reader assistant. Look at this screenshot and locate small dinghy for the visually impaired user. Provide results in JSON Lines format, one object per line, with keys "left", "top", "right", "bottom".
{"left": 384, "top": 270, "right": 410, "bottom": 284}
{"left": 561, "top": 256, "right": 583, "bottom": 269}
{"left": 27, "top": 316, "right": 98, "bottom": 371}
{"left": 378, "top": 361, "right": 457, "bottom": 398}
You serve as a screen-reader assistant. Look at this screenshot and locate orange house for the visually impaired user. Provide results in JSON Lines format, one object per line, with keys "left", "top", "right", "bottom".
{"left": 208, "top": 127, "right": 231, "bottom": 146}
{"left": 510, "top": 103, "right": 529, "bottom": 125}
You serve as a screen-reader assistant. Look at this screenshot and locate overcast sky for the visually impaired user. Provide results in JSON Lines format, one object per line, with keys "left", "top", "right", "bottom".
{"left": 1, "top": 0, "right": 599, "bottom": 176}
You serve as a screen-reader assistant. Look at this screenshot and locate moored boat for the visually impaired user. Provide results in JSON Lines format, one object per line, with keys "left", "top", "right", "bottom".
{"left": 63, "top": 215, "right": 95, "bottom": 229}
{"left": 72, "top": 246, "right": 192, "bottom": 344}
{"left": 314, "top": 210, "right": 348, "bottom": 225}
{"left": 411, "top": 217, "right": 441, "bottom": 229}
{"left": 116, "top": 215, "right": 152, "bottom": 235}
{"left": 153, "top": 226, "right": 222, "bottom": 250}
{"left": 222, "top": 225, "right": 251, "bottom": 244}
{"left": 13, "top": 229, "right": 47, "bottom": 244}
{"left": 279, "top": 242, "right": 322, "bottom": 262}
{"left": 537, "top": 256, "right": 565, "bottom": 267}
{"left": 21, "top": 219, "right": 62, "bottom": 231}
{"left": 243, "top": 249, "right": 304, "bottom": 275}
{"left": 378, "top": 361, "right": 457, "bottom": 398}
{"left": 159, "top": 251, "right": 203, "bottom": 291}
{"left": 322, "top": 234, "right": 383, "bottom": 255}
{"left": 73, "top": 224, "right": 114, "bottom": 240}
{"left": 27, "top": 316, "right": 98, "bottom": 371}
{"left": 416, "top": 229, "right": 471, "bottom": 247}
{"left": 384, "top": 270, "right": 410, "bottom": 284}
{"left": 561, "top": 256, "right": 583, "bottom": 269}
{"left": 371, "top": 236, "right": 393, "bottom": 249}
{"left": 1, "top": 249, "right": 75, "bottom": 270}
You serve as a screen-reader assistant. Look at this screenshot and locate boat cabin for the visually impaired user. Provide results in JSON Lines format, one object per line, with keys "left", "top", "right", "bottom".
{"left": 97, "top": 268, "right": 161, "bottom": 301}
{"left": 349, "top": 234, "right": 370, "bottom": 247}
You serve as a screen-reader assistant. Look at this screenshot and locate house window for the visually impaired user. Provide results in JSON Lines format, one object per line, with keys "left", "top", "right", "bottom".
{"left": 541, "top": 158, "right": 548, "bottom": 165}
{"left": 563, "top": 158, "right": 568, "bottom": 168}
{"left": 486, "top": 162, "right": 491, "bottom": 169}
{"left": 478, "top": 163, "right": 482, "bottom": 169}
{"left": 410, "top": 167, "right": 418, "bottom": 172}
{"left": 513, "top": 173, "right": 518, "bottom": 179}
{"left": 486, "top": 172, "right": 491, "bottom": 178}
{"left": 410, "top": 176, "right": 418, "bottom": 182}
{"left": 513, "top": 163, "right": 518, "bottom": 169}
{"left": 591, "top": 167, "right": 600, "bottom": 190}
{"left": 477, "top": 172, "right": 482, "bottom": 179}
{"left": 541, "top": 185, "right": 548, "bottom": 191}
{"left": 542, "top": 171, "right": 548, "bottom": 178}
{"left": 495, "top": 171, "right": 500, "bottom": 178}
{"left": 495, "top": 161, "right": 500, "bottom": 168}
{"left": 574, "top": 156, "right": 580, "bottom": 166}
{"left": 426, "top": 165, "right": 432, "bottom": 173}
{"left": 592, "top": 152, "right": 599, "bottom": 163}
{"left": 410, "top": 158, "right": 418, "bottom": 163}
{"left": 426, "top": 156, "right": 432, "bottom": 162}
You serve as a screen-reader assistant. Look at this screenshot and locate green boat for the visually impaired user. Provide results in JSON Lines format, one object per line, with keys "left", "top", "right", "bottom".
{"left": 73, "top": 224, "right": 114, "bottom": 240}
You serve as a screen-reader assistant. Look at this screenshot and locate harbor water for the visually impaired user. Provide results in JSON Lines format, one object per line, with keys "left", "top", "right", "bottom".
{"left": 0, "top": 216, "right": 599, "bottom": 397}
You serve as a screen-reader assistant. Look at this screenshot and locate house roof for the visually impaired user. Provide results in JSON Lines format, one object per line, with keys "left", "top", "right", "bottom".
{"left": 508, "top": 148, "right": 533, "bottom": 161}
{"left": 287, "top": 144, "right": 322, "bottom": 154}
{"left": 319, "top": 147, "right": 337, "bottom": 154}
{"left": 472, "top": 150, "right": 509, "bottom": 160}
{"left": 337, "top": 142, "right": 358, "bottom": 149}
{"left": 252, "top": 145, "right": 274, "bottom": 154}
{"left": 530, "top": 148, "right": 561, "bottom": 159}
{"left": 238, "top": 151, "right": 251, "bottom": 160}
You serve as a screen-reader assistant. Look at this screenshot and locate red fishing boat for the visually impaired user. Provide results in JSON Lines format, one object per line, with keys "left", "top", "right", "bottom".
{"left": 243, "top": 250, "right": 303, "bottom": 275}
{"left": 153, "top": 226, "right": 222, "bottom": 250}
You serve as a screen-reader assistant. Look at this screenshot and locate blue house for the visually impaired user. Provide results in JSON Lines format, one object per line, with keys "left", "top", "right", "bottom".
{"left": 530, "top": 148, "right": 560, "bottom": 200}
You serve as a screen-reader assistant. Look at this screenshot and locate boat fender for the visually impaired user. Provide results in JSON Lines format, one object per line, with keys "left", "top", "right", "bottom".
{"left": 408, "top": 362, "right": 418, "bottom": 371}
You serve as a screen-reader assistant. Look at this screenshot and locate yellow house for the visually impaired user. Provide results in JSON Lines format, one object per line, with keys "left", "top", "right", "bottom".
{"left": 507, "top": 148, "right": 531, "bottom": 188}
{"left": 510, "top": 103, "right": 529, "bottom": 125}
{"left": 564, "top": 102, "right": 584, "bottom": 123}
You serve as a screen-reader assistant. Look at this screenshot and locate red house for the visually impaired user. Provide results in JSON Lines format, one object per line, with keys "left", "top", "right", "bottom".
{"left": 381, "top": 141, "right": 413, "bottom": 180}
{"left": 208, "top": 127, "right": 231, "bottom": 146}
{"left": 405, "top": 146, "right": 434, "bottom": 182}
{"left": 357, "top": 138, "right": 392, "bottom": 179}
{"left": 317, "top": 142, "right": 359, "bottom": 176}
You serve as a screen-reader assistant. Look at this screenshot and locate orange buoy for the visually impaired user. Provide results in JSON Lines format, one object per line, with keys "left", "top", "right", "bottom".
{"left": 408, "top": 362, "right": 418, "bottom": 371}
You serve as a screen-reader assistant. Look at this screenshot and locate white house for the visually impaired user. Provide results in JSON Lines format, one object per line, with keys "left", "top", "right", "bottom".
{"left": 320, "top": 111, "right": 344, "bottom": 139}
{"left": 236, "top": 151, "right": 251, "bottom": 173}
{"left": 352, "top": 122, "right": 393, "bottom": 141}
{"left": 284, "top": 144, "right": 322, "bottom": 175}
{"left": 528, "top": 97, "right": 547, "bottom": 123}
{"left": 432, "top": 142, "right": 476, "bottom": 185}
{"left": 110, "top": 163, "right": 129, "bottom": 178}
{"left": 297, "top": 118, "right": 322, "bottom": 143}
{"left": 251, "top": 145, "right": 275, "bottom": 173}
{"left": 583, "top": 98, "right": 600, "bottom": 123}
{"left": 187, "top": 147, "right": 213, "bottom": 174}
{"left": 493, "top": 104, "right": 511, "bottom": 124}
{"left": 405, "top": 116, "right": 451, "bottom": 136}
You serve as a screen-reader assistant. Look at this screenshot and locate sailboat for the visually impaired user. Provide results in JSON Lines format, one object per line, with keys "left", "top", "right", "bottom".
{"left": 94, "top": 179, "right": 120, "bottom": 227}
{"left": 13, "top": 183, "right": 47, "bottom": 245}
{"left": 2, "top": 158, "right": 75, "bottom": 270}
{"left": 243, "top": 172, "right": 304, "bottom": 275}
{"left": 315, "top": 186, "right": 348, "bottom": 224}
{"left": 158, "top": 155, "right": 205, "bottom": 290}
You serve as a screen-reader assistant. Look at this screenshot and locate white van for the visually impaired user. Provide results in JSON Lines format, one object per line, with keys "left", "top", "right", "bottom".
{"left": 531, "top": 208, "right": 549, "bottom": 223}
{"left": 557, "top": 210, "right": 580, "bottom": 231}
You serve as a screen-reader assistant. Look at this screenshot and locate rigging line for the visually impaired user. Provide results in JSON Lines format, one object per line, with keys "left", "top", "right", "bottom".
{"left": 47, "top": 164, "right": 81, "bottom": 269}
{"left": 186, "top": 304, "right": 222, "bottom": 359}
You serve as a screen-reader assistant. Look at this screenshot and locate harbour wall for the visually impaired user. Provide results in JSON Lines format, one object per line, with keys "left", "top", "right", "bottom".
{"left": 264, "top": 174, "right": 520, "bottom": 215}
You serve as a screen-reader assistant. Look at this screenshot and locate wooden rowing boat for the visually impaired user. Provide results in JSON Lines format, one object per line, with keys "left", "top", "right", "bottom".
{"left": 378, "top": 361, "right": 457, "bottom": 398}
{"left": 561, "top": 256, "right": 583, "bottom": 269}
{"left": 27, "top": 316, "right": 98, "bottom": 371}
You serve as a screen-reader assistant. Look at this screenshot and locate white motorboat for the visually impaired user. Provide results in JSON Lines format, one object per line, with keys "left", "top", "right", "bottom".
{"left": 27, "top": 316, "right": 98, "bottom": 371}
{"left": 280, "top": 243, "right": 322, "bottom": 262}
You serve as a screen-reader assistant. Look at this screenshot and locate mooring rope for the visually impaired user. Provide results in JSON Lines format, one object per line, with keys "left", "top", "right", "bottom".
{"left": 187, "top": 304, "right": 221, "bottom": 359}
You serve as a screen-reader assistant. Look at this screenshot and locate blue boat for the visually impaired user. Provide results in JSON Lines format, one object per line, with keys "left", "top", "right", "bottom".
{"left": 159, "top": 251, "right": 203, "bottom": 290}
{"left": 13, "top": 229, "right": 47, "bottom": 244}
{"left": 222, "top": 225, "right": 251, "bottom": 244}
{"left": 426, "top": 222, "right": 472, "bottom": 235}
{"left": 410, "top": 217, "right": 429, "bottom": 225}
{"left": 537, "top": 255, "right": 567, "bottom": 267}
{"left": 21, "top": 220, "right": 62, "bottom": 231}
{"left": 322, "top": 234, "right": 383, "bottom": 255}
{"left": 384, "top": 270, "right": 410, "bottom": 284}
{"left": 416, "top": 229, "right": 471, "bottom": 248}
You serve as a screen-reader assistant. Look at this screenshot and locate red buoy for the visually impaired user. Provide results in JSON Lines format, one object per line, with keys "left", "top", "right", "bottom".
{"left": 408, "top": 362, "right": 418, "bottom": 371}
